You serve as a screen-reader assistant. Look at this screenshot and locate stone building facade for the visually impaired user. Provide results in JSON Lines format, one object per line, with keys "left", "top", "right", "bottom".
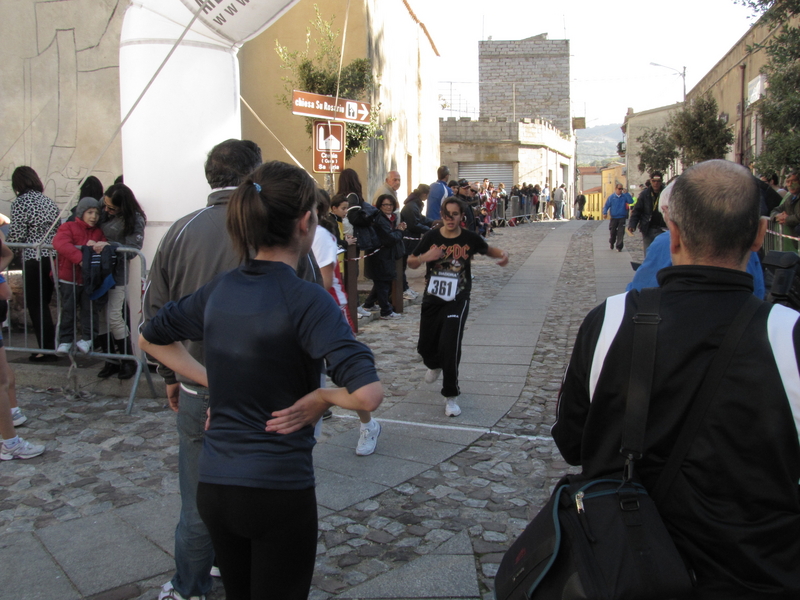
{"left": 440, "top": 33, "right": 575, "bottom": 202}
{"left": 440, "top": 117, "right": 573, "bottom": 189}
{"left": 478, "top": 35, "right": 571, "bottom": 136}
{"left": 620, "top": 103, "right": 683, "bottom": 190}
{"left": 685, "top": 14, "right": 798, "bottom": 168}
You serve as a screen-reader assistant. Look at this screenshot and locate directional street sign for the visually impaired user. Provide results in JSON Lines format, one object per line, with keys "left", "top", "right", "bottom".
{"left": 313, "top": 120, "right": 345, "bottom": 174}
{"left": 292, "top": 90, "right": 371, "bottom": 125}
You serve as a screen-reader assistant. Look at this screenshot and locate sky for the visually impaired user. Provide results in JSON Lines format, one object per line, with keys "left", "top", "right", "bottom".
{"left": 413, "top": 0, "right": 762, "bottom": 127}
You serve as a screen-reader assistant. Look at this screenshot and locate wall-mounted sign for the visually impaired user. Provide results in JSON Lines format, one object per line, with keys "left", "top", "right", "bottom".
{"left": 293, "top": 90, "right": 371, "bottom": 124}
{"left": 313, "top": 120, "right": 345, "bottom": 173}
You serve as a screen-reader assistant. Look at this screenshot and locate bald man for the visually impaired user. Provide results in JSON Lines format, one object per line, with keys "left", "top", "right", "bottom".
{"left": 554, "top": 159, "right": 800, "bottom": 598}
{"left": 373, "top": 171, "right": 401, "bottom": 205}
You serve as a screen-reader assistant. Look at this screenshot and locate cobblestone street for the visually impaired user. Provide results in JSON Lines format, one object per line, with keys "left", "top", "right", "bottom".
{"left": 0, "top": 220, "right": 644, "bottom": 600}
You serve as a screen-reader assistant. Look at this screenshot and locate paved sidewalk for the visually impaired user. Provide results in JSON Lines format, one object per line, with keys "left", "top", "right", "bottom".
{"left": 0, "top": 220, "right": 641, "bottom": 600}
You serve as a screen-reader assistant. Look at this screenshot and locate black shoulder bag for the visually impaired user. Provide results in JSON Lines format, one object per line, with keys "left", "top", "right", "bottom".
{"left": 494, "top": 290, "right": 762, "bottom": 600}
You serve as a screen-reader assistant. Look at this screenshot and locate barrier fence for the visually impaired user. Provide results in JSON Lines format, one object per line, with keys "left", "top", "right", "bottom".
{"left": 764, "top": 221, "right": 800, "bottom": 254}
{"left": 4, "top": 242, "right": 156, "bottom": 414}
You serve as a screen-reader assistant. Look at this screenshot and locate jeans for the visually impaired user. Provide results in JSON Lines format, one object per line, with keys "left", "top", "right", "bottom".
{"left": 58, "top": 282, "right": 97, "bottom": 343}
{"left": 609, "top": 218, "right": 627, "bottom": 250}
{"left": 642, "top": 227, "right": 667, "bottom": 257}
{"left": 364, "top": 280, "right": 393, "bottom": 316}
{"left": 172, "top": 386, "right": 214, "bottom": 598}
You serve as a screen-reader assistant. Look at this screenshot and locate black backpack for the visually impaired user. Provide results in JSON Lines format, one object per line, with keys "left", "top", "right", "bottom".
{"left": 347, "top": 203, "right": 381, "bottom": 253}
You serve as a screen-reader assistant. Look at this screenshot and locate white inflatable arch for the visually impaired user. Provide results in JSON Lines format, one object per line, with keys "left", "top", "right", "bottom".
{"left": 119, "top": 0, "right": 298, "bottom": 263}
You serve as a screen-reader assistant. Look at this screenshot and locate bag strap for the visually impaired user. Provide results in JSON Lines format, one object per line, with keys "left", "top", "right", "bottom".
{"left": 652, "top": 294, "right": 763, "bottom": 503}
{"left": 620, "top": 287, "right": 661, "bottom": 480}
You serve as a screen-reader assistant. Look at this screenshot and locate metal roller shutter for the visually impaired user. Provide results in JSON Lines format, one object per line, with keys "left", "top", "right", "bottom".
{"left": 456, "top": 162, "right": 514, "bottom": 188}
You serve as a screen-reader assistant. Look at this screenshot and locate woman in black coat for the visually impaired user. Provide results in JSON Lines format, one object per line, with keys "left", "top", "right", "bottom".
{"left": 400, "top": 185, "right": 434, "bottom": 299}
{"left": 362, "top": 194, "right": 406, "bottom": 319}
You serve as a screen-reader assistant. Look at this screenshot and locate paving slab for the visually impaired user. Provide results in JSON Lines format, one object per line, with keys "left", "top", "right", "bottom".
{"left": 337, "top": 553, "right": 481, "bottom": 599}
{"left": 0, "top": 531, "right": 80, "bottom": 600}
{"left": 323, "top": 426, "right": 467, "bottom": 465}
{"left": 430, "top": 529, "right": 474, "bottom": 555}
{"left": 115, "top": 493, "right": 181, "bottom": 555}
{"left": 36, "top": 512, "right": 173, "bottom": 597}
{"left": 314, "top": 468, "right": 389, "bottom": 512}
{"left": 313, "top": 444, "right": 433, "bottom": 488}
{"left": 460, "top": 346, "right": 534, "bottom": 364}
{"left": 377, "top": 398, "right": 514, "bottom": 428}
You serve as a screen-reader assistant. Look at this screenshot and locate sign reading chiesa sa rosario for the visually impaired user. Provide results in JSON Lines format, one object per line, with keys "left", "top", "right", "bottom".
{"left": 292, "top": 90, "right": 371, "bottom": 125}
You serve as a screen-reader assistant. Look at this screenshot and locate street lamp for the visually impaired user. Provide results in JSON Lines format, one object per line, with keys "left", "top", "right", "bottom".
{"left": 650, "top": 62, "right": 686, "bottom": 102}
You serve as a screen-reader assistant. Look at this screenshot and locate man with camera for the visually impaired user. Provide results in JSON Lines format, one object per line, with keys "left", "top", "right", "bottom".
{"left": 553, "top": 159, "right": 800, "bottom": 597}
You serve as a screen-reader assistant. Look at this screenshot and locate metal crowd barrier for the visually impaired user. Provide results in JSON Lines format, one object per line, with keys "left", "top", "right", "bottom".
{"left": 4, "top": 242, "right": 156, "bottom": 414}
{"left": 764, "top": 220, "right": 799, "bottom": 254}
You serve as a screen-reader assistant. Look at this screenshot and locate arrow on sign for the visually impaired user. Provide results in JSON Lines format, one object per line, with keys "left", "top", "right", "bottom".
{"left": 359, "top": 104, "right": 369, "bottom": 121}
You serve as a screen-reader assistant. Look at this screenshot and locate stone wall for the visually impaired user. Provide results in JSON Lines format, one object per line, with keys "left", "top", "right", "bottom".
{"left": 440, "top": 117, "right": 573, "bottom": 157}
{"left": 478, "top": 37, "right": 571, "bottom": 135}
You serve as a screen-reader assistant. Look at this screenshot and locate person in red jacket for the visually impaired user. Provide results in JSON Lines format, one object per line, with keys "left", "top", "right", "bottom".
{"left": 52, "top": 197, "right": 106, "bottom": 355}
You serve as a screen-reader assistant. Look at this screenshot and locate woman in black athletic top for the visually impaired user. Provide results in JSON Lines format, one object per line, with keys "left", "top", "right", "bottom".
{"left": 140, "top": 160, "right": 383, "bottom": 600}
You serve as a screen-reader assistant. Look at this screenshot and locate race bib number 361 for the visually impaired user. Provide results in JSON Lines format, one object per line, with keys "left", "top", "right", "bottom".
{"left": 427, "top": 272, "right": 458, "bottom": 301}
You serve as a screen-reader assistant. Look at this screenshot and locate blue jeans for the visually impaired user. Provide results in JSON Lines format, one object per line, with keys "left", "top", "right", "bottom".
{"left": 172, "top": 386, "right": 214, "bottom": 598}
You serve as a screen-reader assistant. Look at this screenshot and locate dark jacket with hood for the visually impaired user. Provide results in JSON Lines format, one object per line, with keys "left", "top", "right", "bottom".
{"left": 400, "top": 192, "right": 434, "bottom": 255}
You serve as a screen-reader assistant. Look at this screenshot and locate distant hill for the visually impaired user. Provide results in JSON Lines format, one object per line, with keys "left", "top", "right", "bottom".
{"left": 576, "top": 123, "right": 623, "bottom": 166}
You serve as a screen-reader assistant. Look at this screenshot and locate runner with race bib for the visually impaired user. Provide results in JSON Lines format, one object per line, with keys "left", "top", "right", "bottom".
{"left": 408, "top": 196, "right": 509, "bottom": 417}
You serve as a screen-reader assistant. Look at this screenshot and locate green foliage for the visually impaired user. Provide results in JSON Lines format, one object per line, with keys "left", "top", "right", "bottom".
{"left": 669, "top": 94, "right": 735, "bottom": 165}
{"left": 275, "top": 5, "right": 387, "bottom": 161}
{"left": 636, "top": 126, "right": 679, "bottom": 174}
{"left": 738, "top": 1, "right": 800, "bottom": 174}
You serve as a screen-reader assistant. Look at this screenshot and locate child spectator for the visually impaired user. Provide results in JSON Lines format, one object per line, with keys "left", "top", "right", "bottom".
{"left": 53, "top": 197, "right": 106, "bottom": 355}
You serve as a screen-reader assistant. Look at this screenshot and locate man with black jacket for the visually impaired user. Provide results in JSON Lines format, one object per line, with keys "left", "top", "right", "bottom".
{"left": 454, "top": 178, "right": 478, "bottom": 233}
{"left": 627, "top": 171, "right": 666, "bottom": 255}
{"left": 554, "top": 159, "right": 800, "bottom": 598}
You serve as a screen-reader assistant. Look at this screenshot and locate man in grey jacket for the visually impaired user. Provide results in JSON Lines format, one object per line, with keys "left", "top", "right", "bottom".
{"left": 143, "top": 139, "right": 320, "bottom": 600}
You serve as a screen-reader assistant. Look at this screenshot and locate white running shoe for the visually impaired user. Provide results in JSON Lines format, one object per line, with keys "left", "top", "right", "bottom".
{"left": 76, "top": 339, "right": 92, "bottom": 355}
{"left": 357, "top": 306, "right": 371, "bottom": 318}
{"left": 380, "top": 312, "right": 402, "bottom": 320}
{"left": 0, "top": 437, "right": 45, "bottom": 460}
{"left": 158, "top": 581, "right": 205, "bottom": 600}
{"left": 56, "top": 342, "right": 72, "bottom": 355}
{"left": 11, "top": 408, "right": 27, "bottom": 427}
{"left": 356, "top": 420, "right": 381, "bottom": 456}
{"left": 445, "top": 397, "right": 462, "bottom": 417}
{"left": 424, "top": 368, "right": 442, "bottom": 384}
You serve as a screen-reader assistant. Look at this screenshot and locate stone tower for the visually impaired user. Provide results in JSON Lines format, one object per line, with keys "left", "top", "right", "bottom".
{"left": 478, "top": 34, "right": 571, "bottom": 135}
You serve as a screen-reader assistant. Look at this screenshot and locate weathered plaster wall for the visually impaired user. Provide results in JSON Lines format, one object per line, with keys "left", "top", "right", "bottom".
{"left": 239, "top": 0, "right": 440, "bottom": 200}
{"left": 0, "top": 0, "right": 128, "bottom": 215}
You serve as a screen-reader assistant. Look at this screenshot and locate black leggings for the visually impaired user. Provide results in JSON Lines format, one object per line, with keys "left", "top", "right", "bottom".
{"left": 417, "top": 297, "right": 470, "bottom": 398}
{"left": 24, "top": 258, "right": 55, "bottom": 350}
{"left": 196, "top": 483, "right": 317, "bottom": 600}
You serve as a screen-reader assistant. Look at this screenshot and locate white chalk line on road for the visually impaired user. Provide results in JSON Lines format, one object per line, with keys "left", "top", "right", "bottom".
{"left": 334, "top": 414, "right": 555, "bottom": 443}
